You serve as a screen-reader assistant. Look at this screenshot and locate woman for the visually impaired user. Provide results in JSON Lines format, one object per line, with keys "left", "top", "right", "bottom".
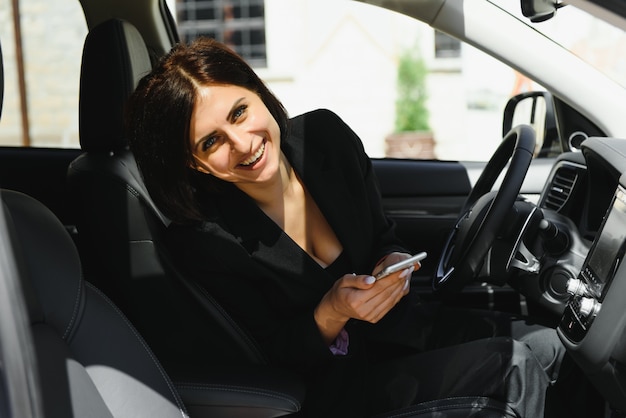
{"left": 126, "top": 37, "right": 565, "bottom": 417}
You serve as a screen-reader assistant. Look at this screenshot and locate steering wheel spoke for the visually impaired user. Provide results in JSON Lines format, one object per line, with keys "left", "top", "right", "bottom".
{"left": 433, "top": 125, "right": 536, "bottom": 292}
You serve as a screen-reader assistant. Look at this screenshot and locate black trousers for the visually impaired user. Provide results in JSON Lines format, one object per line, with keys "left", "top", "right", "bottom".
{"left": 303, "top": 300, "right": 600, "bottom": 418}
{"left": 360, "top": 301, "right": 567, "bottom": 417}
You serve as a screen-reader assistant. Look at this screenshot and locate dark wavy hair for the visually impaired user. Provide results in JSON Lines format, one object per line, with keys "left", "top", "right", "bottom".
{"left": 125, "top": 37, "right": 289, "bottom": 224}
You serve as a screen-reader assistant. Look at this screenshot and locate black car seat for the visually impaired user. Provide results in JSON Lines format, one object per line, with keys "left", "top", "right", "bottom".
{"left": 3, "top": 189, "right": 189, "bottom": 417}
{"left": 65, "top": 17, "right": 518, "bottom": 418}
{"left": 2, "top": 188, "right": 308, "bottom": 417}
{"left": 67, "top": 18, "right": 267, "bottom": 370}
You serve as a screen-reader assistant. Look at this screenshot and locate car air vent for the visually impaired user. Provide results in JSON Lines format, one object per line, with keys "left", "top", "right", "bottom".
{"left": 542, "top": 163, "right": 583, "bottom": 212}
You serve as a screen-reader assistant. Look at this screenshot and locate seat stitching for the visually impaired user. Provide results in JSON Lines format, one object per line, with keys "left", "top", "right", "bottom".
{"left": 174, "top": 383, "right": 300, "bottom": 410}
{"left": 374, "top": 396, "right": 518, "bottom": 418}
{"left": 62, "top": 274, "right": 83, "bottom": 340}
{"left": 86, "top": 282, "right": 189, "bottom": 418}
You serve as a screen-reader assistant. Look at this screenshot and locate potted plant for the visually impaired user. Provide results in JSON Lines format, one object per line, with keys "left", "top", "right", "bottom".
{"left": 385, "top": 46, "right": 436, "bottom": 159}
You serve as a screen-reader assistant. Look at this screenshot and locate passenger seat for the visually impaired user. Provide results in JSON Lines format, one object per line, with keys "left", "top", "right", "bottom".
{"left": 3, "top": 188, "right": 189, "bottom": 417}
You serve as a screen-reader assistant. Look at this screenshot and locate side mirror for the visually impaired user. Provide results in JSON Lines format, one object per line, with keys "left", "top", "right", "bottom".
{"left": 503, "top": 91, "right": 559, "bottom": 158}
{"left": 521, "top": 0, "right": 559, "bottom": 23}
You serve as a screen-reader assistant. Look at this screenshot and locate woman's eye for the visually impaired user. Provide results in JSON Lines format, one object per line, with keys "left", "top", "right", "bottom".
{"left": 232, "top": 105, "right": 247, "bottom": 121}
{"left": 202, "top": 136, "right": 217, "bottom": 151}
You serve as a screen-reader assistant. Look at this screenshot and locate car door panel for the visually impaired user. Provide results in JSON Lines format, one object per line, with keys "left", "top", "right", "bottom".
{"left": 373, "top": 159, "right": 471, "bottom": 280}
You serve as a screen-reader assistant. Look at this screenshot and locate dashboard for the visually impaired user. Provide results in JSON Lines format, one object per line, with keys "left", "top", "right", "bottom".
{"left": 538, "top": 137, "right": 626, "bottom": 413}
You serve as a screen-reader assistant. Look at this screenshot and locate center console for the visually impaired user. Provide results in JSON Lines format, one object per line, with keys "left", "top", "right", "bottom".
{"left": 560, "top": 186, "right": 626, "bottom": 342}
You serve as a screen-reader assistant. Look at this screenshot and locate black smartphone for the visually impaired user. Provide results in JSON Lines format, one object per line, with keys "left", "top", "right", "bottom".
{"left": 374, "top": 252, "right": 427, "bottom": 281}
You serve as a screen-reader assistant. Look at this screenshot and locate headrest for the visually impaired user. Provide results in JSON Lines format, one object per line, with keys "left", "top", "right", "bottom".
{"left": 2, "top": 190, "right": 83, "bottom": 339}
{"left": 79, "top": 19, "right": 152, "bottom": 152}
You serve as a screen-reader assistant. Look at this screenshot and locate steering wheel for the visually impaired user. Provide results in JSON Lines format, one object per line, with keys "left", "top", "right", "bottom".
{"left": 433, "top": 124, "right": 536, "bottom": 292}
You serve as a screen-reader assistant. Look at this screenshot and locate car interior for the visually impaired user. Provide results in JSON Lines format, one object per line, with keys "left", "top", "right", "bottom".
{"left": 5, "top": 0, "right": 626, "bottom": 416}
{"left": 0, "top": 7, "right": 525, "bottom": 418}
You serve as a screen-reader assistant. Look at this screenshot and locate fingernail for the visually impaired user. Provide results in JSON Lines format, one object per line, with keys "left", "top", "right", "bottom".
{"left": 364, "top": 276, "right": 376, "bottom": 285}
{"left": 403, "top": 279, "right": 410, "bottom": 291}
{"left": 399, "top": 266, "right": 415, "bottom": 279}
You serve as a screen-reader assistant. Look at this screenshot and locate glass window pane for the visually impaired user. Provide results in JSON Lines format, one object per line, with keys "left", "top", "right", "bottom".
{"left": 0, "top": 0, "right": 87, "bottom": 147}
{"left": 175, "top": 0, "right": 266, "bottom": 67}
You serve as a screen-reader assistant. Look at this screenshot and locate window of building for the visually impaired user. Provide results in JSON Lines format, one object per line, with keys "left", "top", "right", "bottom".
{"left": 0, "top": 0, "right": 87, "bottom": 147}
{"left": 176, "top": 0, "right": 266, "bottom": 67}
{"left": 434, "top": 30, "right": 461, "bottom": 59}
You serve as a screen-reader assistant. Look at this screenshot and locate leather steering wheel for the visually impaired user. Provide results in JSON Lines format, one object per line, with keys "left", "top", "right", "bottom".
{"left": 433, "top": 124, "right": 536, "bottom": 292}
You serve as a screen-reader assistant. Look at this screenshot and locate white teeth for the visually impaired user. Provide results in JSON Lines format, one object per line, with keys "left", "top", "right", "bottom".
{"left": 240, "top": 142, "right": 265, "bottom": 166}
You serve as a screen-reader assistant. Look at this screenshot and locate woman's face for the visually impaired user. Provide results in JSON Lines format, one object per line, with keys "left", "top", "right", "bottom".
{"left": 189, "top": 84, "right": 282, "bottom": 186}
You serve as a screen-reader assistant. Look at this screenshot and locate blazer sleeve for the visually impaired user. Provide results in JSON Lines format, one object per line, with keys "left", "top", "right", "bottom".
{"left": 315, "top": 109, "right": 408, "bottom": 271}
{"left": 360, "top": 136, "right": 408, "bottom": 271}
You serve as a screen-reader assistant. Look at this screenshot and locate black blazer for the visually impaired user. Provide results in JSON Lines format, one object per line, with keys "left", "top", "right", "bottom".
{"left": 167, "top": 109, "right": 408, "bottom": 375}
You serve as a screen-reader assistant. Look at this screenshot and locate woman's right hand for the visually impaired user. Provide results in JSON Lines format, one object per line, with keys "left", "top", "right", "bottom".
{"left": 313, "top": 270, "right": 412, "bottom": 344}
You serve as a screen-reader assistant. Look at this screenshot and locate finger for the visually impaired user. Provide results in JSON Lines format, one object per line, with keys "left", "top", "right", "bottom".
{"left": 362, "top": 294, "right": 401, "bottom": 323}
{"left": 376, "top": 265, "right": 413, "bottom": 287}
{"left": 338, "top": 273, "right": 376, "bottom": 289}
{"left": 399, "top": 265, "right": 415, "bottom": 280}
{"left": 370, "top": 267, "right": 414, "bottom": 317}
{"left": 358, "top": 279, "right": 408, "bottom": 322}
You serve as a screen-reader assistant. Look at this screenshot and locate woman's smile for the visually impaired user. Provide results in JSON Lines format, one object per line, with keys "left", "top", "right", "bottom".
{"left": 239, "top": 140, "right": 266, "bottom": 168}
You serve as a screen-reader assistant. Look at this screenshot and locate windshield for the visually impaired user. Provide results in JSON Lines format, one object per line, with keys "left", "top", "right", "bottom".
{"left": 493, "top": 0, "right": 626, "bottom": 88}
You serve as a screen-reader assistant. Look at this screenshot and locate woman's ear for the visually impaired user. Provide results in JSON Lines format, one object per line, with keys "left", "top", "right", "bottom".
{"left": 191, "top": 156, "right": 211, "bottom": 174}
{"left": 193, "top": 164, "right": 210, "bottom": 175}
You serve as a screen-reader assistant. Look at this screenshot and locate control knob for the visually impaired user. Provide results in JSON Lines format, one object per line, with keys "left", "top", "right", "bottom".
{"left": 578, "top": 297, "right": 600, "bottom": 319}
{"left": 566, "top": 278, "right": 589, "bottom": 296}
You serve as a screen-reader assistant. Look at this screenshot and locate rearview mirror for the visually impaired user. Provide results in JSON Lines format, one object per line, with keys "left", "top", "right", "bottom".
{"left": 503, "top": 91, "right": 558, "bottom": 158}
{"left": 521, "top": 0, "right": 559, "bottom": 23}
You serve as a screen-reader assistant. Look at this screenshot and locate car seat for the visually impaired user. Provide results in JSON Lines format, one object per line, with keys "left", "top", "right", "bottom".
{"left": 2, "top": 188, "right": 309, "bottom": 417}
{"left": 64, "top": 17, "right": 518, "bottom": 418}
{"left": 67, "top": 18, "right": 268, "bottom": 369}
{"left": 3, "top": 188, "right": 190, "bottom": 417}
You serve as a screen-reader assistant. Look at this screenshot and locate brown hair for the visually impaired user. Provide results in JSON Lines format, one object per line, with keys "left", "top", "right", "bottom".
{"left": 125, "top": 37, "right": 288, "bottom": 223}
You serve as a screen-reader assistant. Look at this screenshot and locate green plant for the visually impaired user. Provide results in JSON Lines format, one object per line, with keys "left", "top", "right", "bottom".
{"left": 394, "top": 48, "right": 430, "bottom": 132}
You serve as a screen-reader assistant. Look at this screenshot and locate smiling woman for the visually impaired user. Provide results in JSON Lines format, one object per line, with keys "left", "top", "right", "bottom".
{"left": 126, "top": 37, "right": 290, "bottom": 223}
{"left": 189, "top": 85, "right": 282, "bottom": 188}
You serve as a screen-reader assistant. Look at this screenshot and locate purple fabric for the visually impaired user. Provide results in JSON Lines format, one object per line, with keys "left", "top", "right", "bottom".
{"left": 329, "top": 328, "right": 349, "bottom": 355}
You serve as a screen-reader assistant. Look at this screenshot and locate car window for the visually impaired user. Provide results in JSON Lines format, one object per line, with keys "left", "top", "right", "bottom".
{"left": 494, "top": 0, "right": 626, "bottom": 89}
{"left": 1, "top": 0, "right": 537, "bottom": 163}
{"left": 0, "top": 0, "right": 87, "bottom": 148}
{"left": 170, "top": 0, "right": 543, "bottom": 162}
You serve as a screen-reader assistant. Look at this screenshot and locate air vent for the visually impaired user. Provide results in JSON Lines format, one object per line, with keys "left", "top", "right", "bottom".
{"left": 542, "top": 164, "right": 582, "bottom": 212}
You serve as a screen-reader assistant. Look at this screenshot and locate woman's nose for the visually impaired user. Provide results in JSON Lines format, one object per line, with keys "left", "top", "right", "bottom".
{"left": 226, "top": 128, "right": 249, "bottom": 153}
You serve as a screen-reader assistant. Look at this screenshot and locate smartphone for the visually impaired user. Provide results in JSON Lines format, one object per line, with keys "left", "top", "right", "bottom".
{"left": 374, "top": 252, "right": 427, "bottom": 281}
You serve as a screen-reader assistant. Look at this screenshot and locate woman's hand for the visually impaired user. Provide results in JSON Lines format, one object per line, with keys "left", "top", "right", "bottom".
{"left": 372, "top": 251, "right": 422, "bottom": 278}
{"left": 313, "top": 262, "right": 415, "bottom": 344}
